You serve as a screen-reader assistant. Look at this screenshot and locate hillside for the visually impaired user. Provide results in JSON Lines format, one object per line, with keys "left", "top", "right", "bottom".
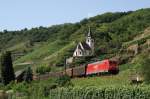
{"left": 0, "top": 8, "right": 150, "bottom": 99}
{"left": 0, "top": 8, "right": 150, "bottom": 72}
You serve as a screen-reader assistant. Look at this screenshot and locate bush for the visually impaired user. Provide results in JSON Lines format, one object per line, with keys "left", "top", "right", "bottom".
{"left": 55, "top": 75, "right": 72, "bottom": 87}
{"left": 36, "top": 65, "right": 51, "bottom": 74}
{"left": 12, "top": 82, "right": 29, "bottom": 93}
{"left": 23, "top": 67, "right": 33, "bottom": 83}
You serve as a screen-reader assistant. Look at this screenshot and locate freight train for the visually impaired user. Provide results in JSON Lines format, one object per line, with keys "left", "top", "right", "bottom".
{"left": 33, "top": 59, "right": 119, "bottom": 80}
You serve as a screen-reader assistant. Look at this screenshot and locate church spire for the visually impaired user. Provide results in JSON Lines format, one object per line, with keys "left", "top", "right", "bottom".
{"left": 86, "top": 26, "right": 94, "bottom": 55}
{"left": 88, "top": 26, "right": 91, "bottom": 37}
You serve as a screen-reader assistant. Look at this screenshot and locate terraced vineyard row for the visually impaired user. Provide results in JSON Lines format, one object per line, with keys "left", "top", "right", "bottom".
{"left": 47, "top": 86, "right": 150, "bottom": 99}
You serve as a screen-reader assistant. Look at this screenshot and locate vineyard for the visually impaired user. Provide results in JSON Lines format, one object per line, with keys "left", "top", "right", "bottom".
{"left": 0, "top": 84, "right": 150, "bottom": 99}
{"left": 48, "top": 86, "right": 150, "bottom": 99}
{"left": 8, "top": 85, "right": 150, "bottom": 99}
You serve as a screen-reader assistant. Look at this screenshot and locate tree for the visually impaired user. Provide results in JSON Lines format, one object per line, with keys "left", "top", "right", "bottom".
{"left": 0, "top": 51, "right": 15, "bottom": 85}
{"left": 23, "top": 67, "right": 33, "bottom": 83}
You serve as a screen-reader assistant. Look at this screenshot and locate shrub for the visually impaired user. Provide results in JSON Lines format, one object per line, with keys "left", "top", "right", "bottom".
{"left": 55, "top": 75, "right": 72, "bottom": 87}
{"left": 36, "top": 65, "right": 51, "bottom": 74}
{"left": 23, "top": 67, "right": 33, "bottom": 83}
{"left": 12, "top": 82, "right": 29, "bottom": 93}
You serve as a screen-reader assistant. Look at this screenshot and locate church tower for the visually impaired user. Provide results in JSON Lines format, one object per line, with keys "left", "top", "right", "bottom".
{"left": 86, "top": 27, "right": 94, "bottom": 54}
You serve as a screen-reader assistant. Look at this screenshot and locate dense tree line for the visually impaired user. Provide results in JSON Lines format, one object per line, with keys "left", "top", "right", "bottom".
{"left": 0, "top": 11, "right": 133, "bottom": 51}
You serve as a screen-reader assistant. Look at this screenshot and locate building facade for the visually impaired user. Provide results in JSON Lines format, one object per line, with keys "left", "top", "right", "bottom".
{"left": 73, "top": 27, "right": 94, "bottom": 57}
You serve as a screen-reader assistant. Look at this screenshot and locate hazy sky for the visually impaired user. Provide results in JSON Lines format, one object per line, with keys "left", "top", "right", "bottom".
{"left": 0, "top": 0, "right": 150, "bottom": 31}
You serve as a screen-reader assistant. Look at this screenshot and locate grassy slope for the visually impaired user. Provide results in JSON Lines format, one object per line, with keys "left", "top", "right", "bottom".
{"left": 13, "top": 9, "right": 150, "bottom": 68}
{"left": 0, "top": 8, "right": 149, "bottom": 74}
{"left": 72, "top": 70, "right": 130, "bottom": 87}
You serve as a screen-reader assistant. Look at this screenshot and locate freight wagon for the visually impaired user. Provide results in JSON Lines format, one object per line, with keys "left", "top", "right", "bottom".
{"left": 33, "top": 71, "right": 64, "bottom": 80}
{"left": 72, "top": 65, "right": 86, "bottom": 77}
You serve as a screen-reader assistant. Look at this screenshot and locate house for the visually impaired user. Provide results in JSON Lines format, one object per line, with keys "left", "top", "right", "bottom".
{"left": 73, "top": 27, "right": 94, "bottom": 57}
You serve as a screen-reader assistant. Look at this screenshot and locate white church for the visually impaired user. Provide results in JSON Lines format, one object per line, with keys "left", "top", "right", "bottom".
{"left": 73, "top": 27, "right": 94, "bottom": 57}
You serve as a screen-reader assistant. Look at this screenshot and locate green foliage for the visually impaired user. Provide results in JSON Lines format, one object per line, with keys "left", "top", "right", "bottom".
{"left": 0, "top": 51, "right": 15, "bottom": 85}
{"left": 55, "top": 75, "right": 72, "bottom": 87}
{"left": 23, "top": 67, "right": 33, "bottom": 83}
{"left": 48, "top": 86, "right": 150, "bottom": 99}
{"left": 140, "top": 55, "right": 150, "bottom": 83}
{"left": 72, "top": 71, "right": 130, "bottom": 87}
{"left": 119, "top": 63, "right": 132, "bottom": 71}
{"left": 71, "top": 56, "right": 94, "bottom": 67}
{"left": 12, "top": 82, "right": 29, "bottom": 93}
{"left": 88, "top": 12, "right": 132, "bottom": 24}
{"left": 36, "top": 65, "right": 51, "bottom": 74}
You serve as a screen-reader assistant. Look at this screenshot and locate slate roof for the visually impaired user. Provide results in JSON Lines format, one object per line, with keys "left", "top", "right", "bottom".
{"left": 77, "top": 43, "right": 84, "bottom": 51}
{"left": 81, "top": 42, "right": 91, "bottom": 50}
{"left": 75, "top": 42, "right": 91, "bottom": 51}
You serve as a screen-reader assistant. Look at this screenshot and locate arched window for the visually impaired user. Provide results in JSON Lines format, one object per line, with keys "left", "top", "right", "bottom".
{"left": 80, "top": 51, "right": 82, "bottom": 55}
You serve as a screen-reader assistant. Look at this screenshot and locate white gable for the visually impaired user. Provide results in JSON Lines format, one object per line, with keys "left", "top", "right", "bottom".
{"left": 73, "top": 27, "right": 94, "bottom": 57}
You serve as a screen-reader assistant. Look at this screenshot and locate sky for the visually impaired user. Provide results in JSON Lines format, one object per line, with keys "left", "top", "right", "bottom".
{"left": 0, "top": 0, "right": 150, "bottom": 31}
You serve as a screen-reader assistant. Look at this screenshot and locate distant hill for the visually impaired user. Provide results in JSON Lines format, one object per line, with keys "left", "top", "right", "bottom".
{"left": 0, "top": 8, "right": 150, "bottom": 71}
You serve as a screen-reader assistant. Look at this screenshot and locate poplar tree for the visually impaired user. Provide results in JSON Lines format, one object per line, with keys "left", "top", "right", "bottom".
{"left": 0, "top": 51, "right": 15, "bottom": 85}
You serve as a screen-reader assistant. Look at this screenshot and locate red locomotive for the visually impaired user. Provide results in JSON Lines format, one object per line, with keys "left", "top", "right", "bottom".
{"left": 86, "top": 59, "right": 119, "bottom": 75}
